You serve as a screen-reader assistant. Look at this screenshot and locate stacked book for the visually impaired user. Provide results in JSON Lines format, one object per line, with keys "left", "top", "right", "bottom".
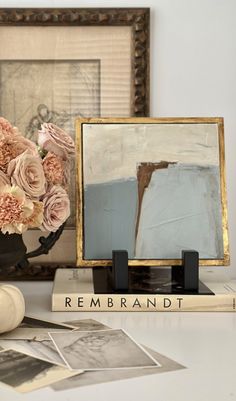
{"left": 52, "top": 268, "right": 236, "bottom": 312}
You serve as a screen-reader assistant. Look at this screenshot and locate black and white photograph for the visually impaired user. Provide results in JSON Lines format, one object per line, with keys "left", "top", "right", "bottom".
{"left": 19, "top": 316, "right": 76, "bottom": 330}
{"left": 64, "top": 319, "right": 110, "bottom": 331}
{"left": 0, "top": 349, "right": 80, "bottom": 393}
{"left": 51, "top": 346, "right": 185, "bottom": 391}
{"left": 0, "top": 316, "right": 76, "bottom": 341}
{"left": 0, "top": 319, "right": 110, "bottom": 366}
{"left": 49, "top": 329, "right": 161, "bottom": 370}
{"left": 0, "top": 338, "right": 65, "bottom": 366}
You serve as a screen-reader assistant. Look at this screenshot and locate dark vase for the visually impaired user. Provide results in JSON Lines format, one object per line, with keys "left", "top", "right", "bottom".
{"left": 0, "top": 232, "right": 27, "bottom": 269}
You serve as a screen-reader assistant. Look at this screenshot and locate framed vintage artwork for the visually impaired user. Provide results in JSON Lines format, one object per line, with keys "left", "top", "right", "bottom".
{"left": 76, "top": 117, "right": 229, "bottom": 267}
{"left": 0, "top": 8, "right": 150, "bottom": 280}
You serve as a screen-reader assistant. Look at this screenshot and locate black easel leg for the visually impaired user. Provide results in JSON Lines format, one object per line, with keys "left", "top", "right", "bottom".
{"left": 172, "top": 250, "right": 199, "bottom": 292}
{"left": 182, "top": 250, "right": 199, "bottom": 291}
{"left": 111, "top": 250, "right": 129, "bottom": 291}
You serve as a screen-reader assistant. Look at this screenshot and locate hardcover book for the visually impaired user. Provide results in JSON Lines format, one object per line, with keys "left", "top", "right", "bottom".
{"left": 52, "top": 269, "right": 236, "bottom": 312}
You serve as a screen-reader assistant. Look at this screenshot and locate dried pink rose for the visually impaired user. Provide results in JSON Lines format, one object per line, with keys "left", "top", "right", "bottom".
{"left": 0, "top": 185, "right": 34, "bottom": 234}
{"left": 38, "top": 123, "right": 75, "bottom": 159}
{"left": 13, "top": 135, "right": 38, "bottom": 157}
{"left": 42, "top": 152, "right": 69, "bottom": 188}
{"left": 22, "top": 200, "right": 44, "bottom": 229}
{"left": 8, "top": 151, "right": 46, "bottom": 199}
{"left": 40, "top": 185, "right": 70, "bottom": 232}
{"left": 0, "top": 117, "right": 20, "bottom": 139}
{"left": 0, "top": 170, "right": 10, "bottom": 187}
{"left": 0, "top": 136, "right": 38, "bottom": 174}
{"left": 0, "top": 139, "right": 19, "bottom": 173}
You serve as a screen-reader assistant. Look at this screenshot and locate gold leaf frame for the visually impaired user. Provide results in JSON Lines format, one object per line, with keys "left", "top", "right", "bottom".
{"left": 76, "top": 117, "right": 230, "bottom": 267}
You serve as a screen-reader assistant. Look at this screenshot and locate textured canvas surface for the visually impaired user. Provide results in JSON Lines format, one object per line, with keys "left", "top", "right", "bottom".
{"left": 82, "top": 123, "right": 224, "bottom": 260}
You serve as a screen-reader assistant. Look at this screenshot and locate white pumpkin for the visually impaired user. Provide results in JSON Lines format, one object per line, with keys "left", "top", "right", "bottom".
{"left": 0, "top": 285, "right": 25, "bottom": 334}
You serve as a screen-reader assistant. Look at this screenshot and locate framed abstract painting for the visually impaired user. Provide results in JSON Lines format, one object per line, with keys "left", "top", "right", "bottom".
{"left": 76, "top": 117, "right": 229, "bottom": 267}
{"left": 0, "top": 8, "right": 150, "bottom": 279}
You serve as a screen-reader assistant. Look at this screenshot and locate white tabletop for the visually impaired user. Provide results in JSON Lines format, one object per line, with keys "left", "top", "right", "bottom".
{"left": 1, "top": 281, "right": 236, "bottom": 401}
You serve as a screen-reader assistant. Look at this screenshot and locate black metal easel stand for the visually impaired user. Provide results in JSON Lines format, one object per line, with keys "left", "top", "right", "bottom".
{"left": 92, "top": 249, "right": 214, "bottom": 295}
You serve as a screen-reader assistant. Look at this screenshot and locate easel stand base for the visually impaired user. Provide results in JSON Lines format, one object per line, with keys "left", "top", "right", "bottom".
{"left": 93, "top": 250, "right": 214, "bottom": 296}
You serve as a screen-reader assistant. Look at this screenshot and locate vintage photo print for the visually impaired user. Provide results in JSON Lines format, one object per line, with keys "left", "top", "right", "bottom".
{"left": 0, "top": 349, "right": 81, "bottom": 393}
{"left": 0, "top": 338, "right": 65, "bottom": 366}
{"left": 19, "top": 316, "right": 76, "bottom": 329}
{"left": 64, "top": 319, "right": 110, "bottom": 331}
{"left": 0, "top": 316, "right": 76, "bottom": 341}
{"left": 49, "top": 329, "right": 161, "bottom": 370}
{"left": 52, "top": 346, "right": 185, "bottom": 391}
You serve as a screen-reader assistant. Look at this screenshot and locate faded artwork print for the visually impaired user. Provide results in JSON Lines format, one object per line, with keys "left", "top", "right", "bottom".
{"left": 18, "top": 316, "right": 76, "bottom": 330}
{"left": 0, "top": 339, "right": 64, "bottom": 366}
{"left": 51, "top": 346, "right": 185, "bottom": 391}
{"left": 0, "top": 316, "right": 75, "bottom": 341}
{"left": 0, "top": 349, "right": 79, "bottom": 393}
{"left": 82, "top": 123, "right": 224, "bottom": 260}
{"left": 0, "top": 60, "right": 100, "bottom": 226}
{"left": 49, "top": 329, "right": 160, "bottom": 370}
{"left": 63, "top": 319, "right": 110, "bottom": 331}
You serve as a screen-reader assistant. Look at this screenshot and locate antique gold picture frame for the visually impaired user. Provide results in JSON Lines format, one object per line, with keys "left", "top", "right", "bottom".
{"left": 0, "top": 8, "right": 150, "bottom": 280}
{"left": 76, "top": 117, "right": 229, "bottom": 267}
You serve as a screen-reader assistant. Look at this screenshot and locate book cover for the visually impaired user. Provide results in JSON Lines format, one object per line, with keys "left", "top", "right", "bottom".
{"left": 52, "top": 269, "right": 236, "bottom": 312}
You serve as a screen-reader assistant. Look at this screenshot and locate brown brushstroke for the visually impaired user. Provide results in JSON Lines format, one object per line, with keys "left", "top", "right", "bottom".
{"left": 135, "top": 161, "right": 176, "bottom": 239}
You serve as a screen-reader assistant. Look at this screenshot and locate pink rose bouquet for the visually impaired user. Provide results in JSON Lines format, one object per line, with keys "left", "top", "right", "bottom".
{"left": 0, "top": 117, "right": 75, "bottom": 234}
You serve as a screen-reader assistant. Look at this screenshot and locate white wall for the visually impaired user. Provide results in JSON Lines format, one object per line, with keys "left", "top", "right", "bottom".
{"left": 1, "top": 0, "right": 235, "bottom": 276}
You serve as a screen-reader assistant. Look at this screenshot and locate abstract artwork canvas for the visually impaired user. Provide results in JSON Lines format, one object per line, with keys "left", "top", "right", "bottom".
{"left": 77, "top": 118, "right": 229, "bottom": 267}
